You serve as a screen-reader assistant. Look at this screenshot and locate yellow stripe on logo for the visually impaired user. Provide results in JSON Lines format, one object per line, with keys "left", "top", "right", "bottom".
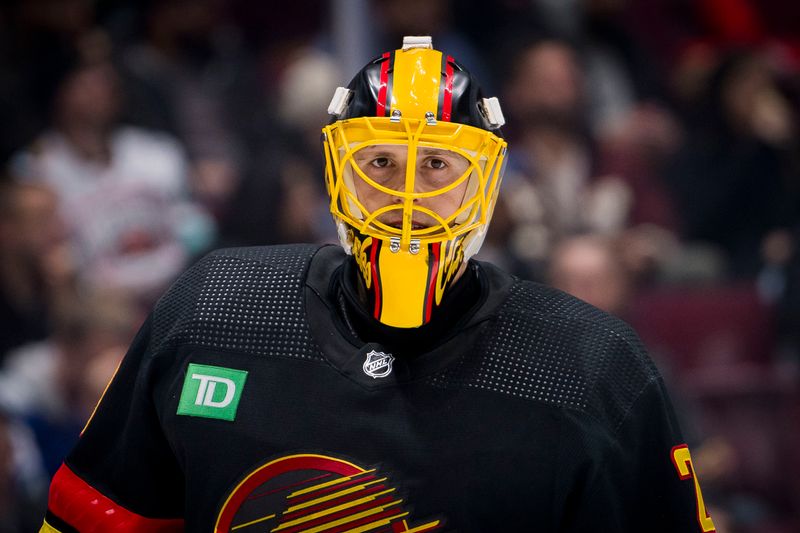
{"left": 390, "top": 48, "right": 442, "bottom": 120}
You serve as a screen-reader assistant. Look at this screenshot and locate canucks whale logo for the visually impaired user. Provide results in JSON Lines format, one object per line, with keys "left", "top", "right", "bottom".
{"left": 216, "top": 454, "right": 442, "bottom": 532}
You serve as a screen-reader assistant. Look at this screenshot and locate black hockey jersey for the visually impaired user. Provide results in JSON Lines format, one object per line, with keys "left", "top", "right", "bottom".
{"left": 41, "top": 244, "right": 715, "bottom": 532}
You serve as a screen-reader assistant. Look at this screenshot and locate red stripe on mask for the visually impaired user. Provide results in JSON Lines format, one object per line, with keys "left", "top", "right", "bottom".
{"left": 371, "top": 238, "right": 382, "bottom": 319}
{"left": 377, "top": 52, "right": 391, "bottom": 117}
{"left": 441, "top": 56, "right": 454, "bottom": 122}
{"left": 423, "top": 242, "right": 441, "bottom": 323}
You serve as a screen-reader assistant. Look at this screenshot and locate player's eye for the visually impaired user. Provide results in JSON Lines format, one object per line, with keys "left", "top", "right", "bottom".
{"left": 424, "top": 158, "right": 447, "bottom": 170}
{"left": 370, "top": 157, "right": 391, "bottom": 168}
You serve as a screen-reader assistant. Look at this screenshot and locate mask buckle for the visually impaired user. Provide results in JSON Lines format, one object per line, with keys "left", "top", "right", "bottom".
{"left": 388, "top": 237, "right": 420, "bottom": 254}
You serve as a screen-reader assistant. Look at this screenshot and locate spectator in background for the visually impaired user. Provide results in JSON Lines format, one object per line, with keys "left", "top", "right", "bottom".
{"left": 666, "top": 50, "right": 798, "bottom": 278}
{"left": 0, "top": 180, "right": 75, "bottom": 363}
{"left": 547, "top": 233, "right": 633, "bottom": 318}
{"left": 487, "top": 38, "right": 629, "bottom": 279}
{"left": 120, "top": 0, "right": 263, "bottom": 219}
{"left": 119, "top": 0, "right": 339, "bottom": 248}
{"left": 0, "top": 410, "right": 47, "bottom": 533}
{"left": 582, "top": 0, "right": 683, "bottom": 236}
{"left": 271, "top": 48, "right": 341, "bottom": 244}
{"left": 486, "top": 33, "right": 687, "bottom": 285}
{"left": 506, "top": 0, "right": 667, "bottom": 135}
{"left": 219, "top": 44, "right": 339, "bottom": 247}
{"left": 0, "top": 289, "right": 137, "bottom": 477}
{"left": 10, "top": 49, "right": 215, "bottom": 306}
{"left": 0, "top": 0, "right": 95, "bottom": 163}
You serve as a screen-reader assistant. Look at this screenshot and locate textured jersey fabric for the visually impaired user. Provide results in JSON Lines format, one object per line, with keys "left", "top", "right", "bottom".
{"left": 42, "top": 244, "right": 709, "bottom": 532}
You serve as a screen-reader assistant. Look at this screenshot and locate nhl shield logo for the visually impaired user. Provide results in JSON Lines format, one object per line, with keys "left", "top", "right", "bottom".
{"left": 362, "top": 350, "right": 395, "bottom": 379}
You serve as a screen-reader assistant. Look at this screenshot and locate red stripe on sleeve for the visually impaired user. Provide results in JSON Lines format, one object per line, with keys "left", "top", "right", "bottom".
{"left": 377, "top": 52, "right": 391, "bottom": 117}
{"left": 48, "top": 464, "right": 184, "bottom": 533}
{"left": 441, "top": 56, "right": 454, "bottom": 122}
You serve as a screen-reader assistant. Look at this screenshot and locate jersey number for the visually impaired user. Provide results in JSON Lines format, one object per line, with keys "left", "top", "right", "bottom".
{"left": 671, "top": 444, "right": 716, "bottom": 532}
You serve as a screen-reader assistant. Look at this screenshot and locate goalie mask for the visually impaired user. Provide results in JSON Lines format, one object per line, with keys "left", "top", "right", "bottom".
{"left": 323, "top": 36, "right": 507, "bottom": 328}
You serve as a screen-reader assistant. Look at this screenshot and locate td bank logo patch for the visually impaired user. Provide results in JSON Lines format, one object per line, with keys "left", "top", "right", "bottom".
{"left": 177, "top": 363, "right": 247, "bottom": 421}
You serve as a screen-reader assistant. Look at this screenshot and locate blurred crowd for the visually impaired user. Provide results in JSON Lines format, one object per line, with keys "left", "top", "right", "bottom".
{"left": 0, "top": 0, "right": 798, "bottom": 531}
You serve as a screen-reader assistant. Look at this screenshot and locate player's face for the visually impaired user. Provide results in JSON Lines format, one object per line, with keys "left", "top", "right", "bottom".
{"left": 351, "top": 144, "right": 471, "bottom": 229}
